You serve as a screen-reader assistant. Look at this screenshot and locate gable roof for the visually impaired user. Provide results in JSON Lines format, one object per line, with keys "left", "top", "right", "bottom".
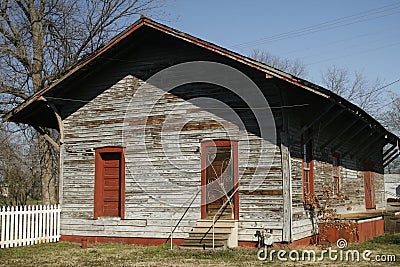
{"left": 2, "top": 16, "right": 399, "bottom": 148}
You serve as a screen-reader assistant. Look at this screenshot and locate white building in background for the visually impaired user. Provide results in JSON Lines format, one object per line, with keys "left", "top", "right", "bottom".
{"left": 384, "top": 173, "right": 399, "bottom": 198}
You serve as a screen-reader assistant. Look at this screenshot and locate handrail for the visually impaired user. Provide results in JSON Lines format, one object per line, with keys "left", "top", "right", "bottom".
{"left": 168, "top": 188, "right": 201, "bottom": 249}
{"left": 212, "top": 186, "right": 239, "bottom": 250}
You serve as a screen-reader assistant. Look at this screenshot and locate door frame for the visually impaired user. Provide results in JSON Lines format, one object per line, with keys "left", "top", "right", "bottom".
{"left": 200, "top": 139, "right": 239, "bottom": 220}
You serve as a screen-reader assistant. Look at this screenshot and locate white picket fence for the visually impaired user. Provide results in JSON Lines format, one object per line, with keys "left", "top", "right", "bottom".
{"left": 0, "top": 204, "right": 61, "bottom": 248}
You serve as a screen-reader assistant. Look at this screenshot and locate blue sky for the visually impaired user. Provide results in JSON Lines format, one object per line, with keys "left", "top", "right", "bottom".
{"left": 161, "top": 0, "right": 400, "bottom": 95}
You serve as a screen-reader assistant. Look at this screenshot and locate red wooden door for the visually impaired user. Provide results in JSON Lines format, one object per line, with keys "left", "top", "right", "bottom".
{"left": 302, "top": 141, "right": 314, "bottom": 200}
{"left": 102, "top": 153, "right": 122, "bottom": 217}
{"left": 94, "top": 147, "right": 125, "bottom": 219}
{"left": 363, "top": 170, "right": 376, "bottom": 209}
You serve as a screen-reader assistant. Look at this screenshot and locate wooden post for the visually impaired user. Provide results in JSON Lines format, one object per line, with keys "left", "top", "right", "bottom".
{"left": 47, "top": 102, "right": 64, "bottom": 144}
{"left": 47, "top": 101, "right": 65, "bottom": 205}
{"left": 281, "top": 132, "right": 292, "bottom": 242}
{"left": 58, "top": 144, "right": 64, "bottom": 206}
{"left": 277, "top": 83, "right": 292, "bottom": 243}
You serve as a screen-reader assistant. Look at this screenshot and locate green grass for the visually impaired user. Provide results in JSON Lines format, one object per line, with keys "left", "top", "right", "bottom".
{"left": 348, "top": 234, "right": 400, "bottom": 262}
{"left": 0, "top": 234, "right": 399, "bottom": 266}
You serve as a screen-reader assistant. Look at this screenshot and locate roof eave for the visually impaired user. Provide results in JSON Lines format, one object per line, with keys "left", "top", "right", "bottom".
{"left": 2, "top": 17, "right": 399, "bottom": 146}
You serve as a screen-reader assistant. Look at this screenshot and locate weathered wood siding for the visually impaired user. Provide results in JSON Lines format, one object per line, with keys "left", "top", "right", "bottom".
{"left": 57, "top": 26, "right": 386, "bottom": 244}
{"left": 59, "top": 28, "right": 285, "bottom": 243}
{"left": 286, "top": 97, "right": 386, "bottom": 241}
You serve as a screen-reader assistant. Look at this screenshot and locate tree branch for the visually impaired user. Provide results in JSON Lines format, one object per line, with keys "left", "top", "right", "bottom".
{"left": 0, "top": 83, "right": 29, "bottom": 99}
{"left": 15, "top": 0, "right": 31, "bottom": 22}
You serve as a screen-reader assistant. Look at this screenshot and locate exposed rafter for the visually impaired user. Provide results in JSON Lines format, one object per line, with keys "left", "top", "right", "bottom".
{"left": 360, "top": 140, "right": 386, "bottom": 162}
{"left": 320, "top": 118, "right": 359, "bottom": 149}
{"left": 332, "top": 124, "right": 369, "bottom": 152}
{"left": 39, "top": 96, "right": 64, "bottom": 144}
{"left": 33, "top": 126, "right": 60, "bottom": 151}
{"left": 343, "top": 130, "right": 378, "bottom": 158}
{"left": 351, "top": 133, "right": 384, "bottom": 159}
{"left": 290, "top": 102, "right": 335, "bottom": 145}
{"left": 383, "top": 143, "right": 397, "bottom": 158}
{"left": 384, "top": 148, "right": 399, "bottom": 165}
{"left": 384, "top": 151, "right": 399, "bottom": 168}
{"left": 304, "top": 108, "right": 345, "bottom": 145}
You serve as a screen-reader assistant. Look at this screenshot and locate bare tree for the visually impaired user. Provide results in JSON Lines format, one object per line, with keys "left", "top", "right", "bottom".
{"left": 0, "top": 124, "right": 40, "bottom": 206}
{"left": 380, "top": 94, "right": 400, "bottom": 174}
{"left": 250, "top": 49, "right": 307, "bottom": 78}
{"left": 0, "top": 0, "right": 166, "bottom": 204}
{"left": 321, "top": 66, "right": 384, "bottom": 114}
{"left": 380, "top": 94, "right": 400, "bottom": 134}
{"left": 322, "top": 67, "right": 399, "bottom": 173}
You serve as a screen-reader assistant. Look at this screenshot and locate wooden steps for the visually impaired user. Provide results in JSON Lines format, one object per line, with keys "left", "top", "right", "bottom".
{"left": 205, "top": 204, "right": 234, "bottom": 220}
{"left": 179, "top": 220, "right": 235, "bottom": 250}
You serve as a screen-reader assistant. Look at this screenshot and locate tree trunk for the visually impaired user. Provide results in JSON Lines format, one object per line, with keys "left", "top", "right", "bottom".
{"left": 38, "top": 134, "right": 57, "bottom": 205}
{"left": 29, "top": 2, "right": 58, "bottom": 205}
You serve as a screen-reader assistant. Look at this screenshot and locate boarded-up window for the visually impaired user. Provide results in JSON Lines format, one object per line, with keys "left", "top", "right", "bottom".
{"left": 302, "top": 140, "right": 314, "bottom": 200}
{"left": 332, "top": 153, "right": 341, "bottom": 196}
{"left": 94, "top": 147, "right": 125, "bottom": 219}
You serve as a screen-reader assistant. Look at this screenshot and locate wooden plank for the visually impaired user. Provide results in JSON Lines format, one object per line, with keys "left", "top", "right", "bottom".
{"left": 384, "top": 146, "right": 398, "bottom": 162}
{"left": 33, "top": 126, "right": 60, "bottom": 151}
{"left": 238, "top": 221, "right": 283, "bottom": 229}
{"left": 46, "top": 102, "right": 66, "bottom": 204}
{"left": 281, "top": 132, "right": 292, "bottom": 242}
{"left": 59, "top": 144, "right": 65, "bottom": 205}
{"left": 384, "top": 151, "right": 399, "bottom": 167}
{"left": 240, "top": 190, "right": 283, "bottom": 195}
{"left": 383, "top": 144, "right": 397, "bottom": 158}
{"left": 47, "top": 101, "right": 65, "bottom": 144}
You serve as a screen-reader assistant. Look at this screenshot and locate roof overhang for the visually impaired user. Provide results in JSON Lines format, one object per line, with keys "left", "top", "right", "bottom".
{"left": 3, "top": 16, "right": 399, "bottom": 150}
